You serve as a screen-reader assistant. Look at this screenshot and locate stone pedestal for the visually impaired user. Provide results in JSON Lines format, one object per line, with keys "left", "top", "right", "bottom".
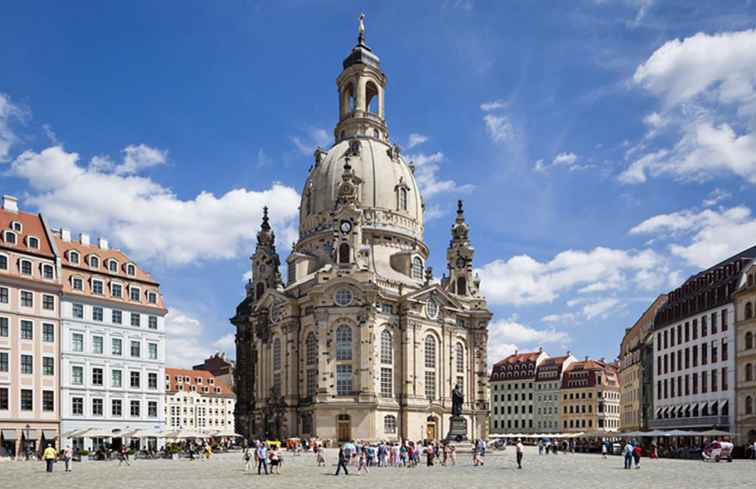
{"left": 445, "top": 416, "right": 468, "bottom": 443}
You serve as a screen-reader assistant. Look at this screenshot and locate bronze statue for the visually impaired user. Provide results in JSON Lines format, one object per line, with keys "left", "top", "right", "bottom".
{"left": 452, "top": 383, "right": 463, "bottom": 417}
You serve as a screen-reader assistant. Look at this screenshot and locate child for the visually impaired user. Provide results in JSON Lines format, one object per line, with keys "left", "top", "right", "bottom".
{"left": 357, "top": 451, "right": 369, "bottom": 474}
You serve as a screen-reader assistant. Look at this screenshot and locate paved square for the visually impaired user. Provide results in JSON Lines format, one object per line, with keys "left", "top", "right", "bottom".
{"left": 0, "top": 447, "right": 753, "bottom": 489}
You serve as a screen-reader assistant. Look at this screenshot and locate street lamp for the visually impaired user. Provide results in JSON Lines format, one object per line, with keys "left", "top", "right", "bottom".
{"left": 24, "top": 424, "right": 30, "bottom": 461}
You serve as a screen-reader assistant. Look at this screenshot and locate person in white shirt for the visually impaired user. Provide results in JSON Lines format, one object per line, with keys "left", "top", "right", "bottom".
{"left": 515, "top": 439, "right": 524, "bottom": 469}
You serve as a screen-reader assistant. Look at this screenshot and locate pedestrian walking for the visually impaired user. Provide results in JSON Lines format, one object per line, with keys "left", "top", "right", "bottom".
{"left": 316, "top": 445, "right": 326, "bottom": 466}
{"left": 633, "top": 444, "right": 642, "bottom": 469}
{"left": 63, "top": 445, "right": 73, "bottom": 472}
{"left": 270, "top": 447, "right": 281, "bottom": 474}
{"left": 118, "top": 446, "right": 131, "bottom": 466}
{"left": 243, "top": 447, "right": 253, "bottom": 472}
{"left": 357, "top": 450, "right": 369, "bottom": 474}
{"left": 256, "top": 443, "right": 268, "bottom": 474}
{"left": 515, "top": 439, "right": 524, "bottom": 469}
{"left": 335, "top": 446, "right": 349, "bottom": 475}
{"left": 602, "top": 441, "right": 608, "bottom": 459}
{"left": 623, "top": 442, "right": 634, "bottom": 469}
{"left": 449, "top": 445, "right": 457, "bottom": 466}
{"left": 43, "top": 444, "right": 57, "bottom": 473}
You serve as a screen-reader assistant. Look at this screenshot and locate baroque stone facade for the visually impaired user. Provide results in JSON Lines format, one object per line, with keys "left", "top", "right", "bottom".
{"left": 231, "top": 23, "right": 491, "bottom": 444}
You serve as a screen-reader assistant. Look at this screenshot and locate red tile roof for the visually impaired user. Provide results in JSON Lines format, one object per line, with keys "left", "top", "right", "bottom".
{"left": 165, "top": 368, "right": 234, "bottom": 397}
{"left": 0, "top": 208, "right": 55, "bottom": 258}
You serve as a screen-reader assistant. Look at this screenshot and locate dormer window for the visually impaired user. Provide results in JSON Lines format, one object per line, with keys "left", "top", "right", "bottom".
{"left": 20, "top": 259, "right": 32, "bottom": 276}
{"left": 130, "top": 286, "right": 141, "bottom": 302}
{"left": 26, "top": 236, "right": 39, "bottom": 249}
{"left": 92, "top": 279, "right": 104, "bottom": 295}
{"left": 69, "top": 250, "right": 79, "bottom": 264}
{"left": 89, "top": 255, "right": 100, "bottom": 268}
{"left": 147, "top": 292, "right": 157, "bottom": 304}
{"left": 126, "top": 263, "right": 136, "bottom": 276}
{"left": 10, "top": 221, "right": 22, "bottom": 232}
{"left": 108, "top": 259, "right": 118, "bottom": 273}
{"left": 111, "top": 283, "right": 122, "bottom": 298}
{"left": 42, "top": 264, "right": 54, "bottom": 279}
{"left": 72, "top": 277, "right": 83, "bottom": 290}
{"left": 411, "top": 257, "right": 424, "bottom": 280}
{"left": 4, "top": 231, "right": 16, "bottom": 245}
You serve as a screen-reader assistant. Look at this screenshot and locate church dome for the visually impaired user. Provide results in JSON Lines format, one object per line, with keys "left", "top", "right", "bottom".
{"left": 299, "top": 136, "right": 424, "bottom": 242}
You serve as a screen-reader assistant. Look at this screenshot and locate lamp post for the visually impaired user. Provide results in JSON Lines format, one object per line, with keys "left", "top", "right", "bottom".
{"left": 24, "top": 424, "right": 30, "bottom": 461}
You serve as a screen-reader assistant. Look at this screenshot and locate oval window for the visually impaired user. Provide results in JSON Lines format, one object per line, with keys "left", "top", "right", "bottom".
{"left": 335, "top": 288, "right": 353, "bottom": 306}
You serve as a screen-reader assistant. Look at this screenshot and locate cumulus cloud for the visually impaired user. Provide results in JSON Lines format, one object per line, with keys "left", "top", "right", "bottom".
{"left": 212, "top": 333, "right": 236, "bottom": 352}
{"left": 553, "top": 152, "right": 578, "bottom": 167}
{"left": 407, "top": 151, "right": 474, "bottom": 199}
{"left": 164, "top": 309, "right": 214, "bottom": 367}
{"left": 630, "top": 205, "right": 756, "bottom": 268}
{"left": 0, "top": 93, "right": 24, "bottom": 161}
{"left": 11, "top": 145, "right": 300, "bottom": 265}
{"left": 488, "top": 317, "right": 570, "bottom": 365}
{"left": 483, "top": 114, "right": 514, "bottom": 143}
{"left": 480, "top": 99, "right": 509, "bottom": 112}
{"left": 580, "top": 297, "right": 621, "bottom": 320}
{"left": 622, "top": 29, "right": 756, "bottom": 184}
{"left": 406, "top": 133, "right": 429, "bottom": 149}
{"left": 541, "top": 313, "right": 578, "bottom": 324}
{"left": 291, "top": 127, "right": 330, "bottom": 155}
{"left": 477, "top": 246, "right": 665, "bottom": 305}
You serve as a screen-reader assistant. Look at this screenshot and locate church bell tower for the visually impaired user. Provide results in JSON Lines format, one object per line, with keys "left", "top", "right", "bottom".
{"left": 443, "top": 200, "right": 480, "bottom": 297}
{"left": 248, "top": 207, "right": 282, "bottom": 301}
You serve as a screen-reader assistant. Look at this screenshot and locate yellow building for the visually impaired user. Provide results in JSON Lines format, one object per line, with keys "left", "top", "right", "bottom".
{"left": 619, "top": 295, "right": 667, "bottom": 432}
{"left": 561, "top": 359, "right": 621, "bottom": 433}
{"left": 734, "top": 263, "right": 756, "bottom": 445}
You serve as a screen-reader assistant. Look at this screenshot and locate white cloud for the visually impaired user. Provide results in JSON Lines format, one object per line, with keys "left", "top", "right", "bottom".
{"left": 623, "top": 29, "right": 756, "bottom": 184}
{"left": 477, "top": 246, "right": 665, "bottom": 305}
{"left": 533, "top": 159, "right": 546, "bottom": 173}
{"left": 212, "top": 333, "right": 236, "bottom": 352}
{"left": 541, "top": 313, "right": 578, "bottom": 324}
{"left": 0, "top": 93, "right": 23, "bottom": 161}
{"left": 11, "top": 145, "right": 301, "bottom": 265}
{"left": 407, "top": 152, "right": 474, "bottom": 198}
{"left": 242, "top": 270, "right": 253, "bottom": 283}
{"left": 164, "top": 308, "right": 213, "bottom": 367}
{"left": 580, "top": 297, "right": 620, "bottom": 320}
{"left": 480, "top": 99, "right": 509, "bottom": 112}
{"left": 291, "top": 127, "right": 330, "bottom": 155}
{"left": 553, "top": 152, "right": 578, "bottom": 167}
{"left": 406, "top": 133, "right": 429, "bottom": 149}
{"left": 483, "top": 114, "right": 514, "bottom": 143}
{"left": 488, "top": 317, "right": 570, "bottom": 365}
{"left": 256, "top": 148, "right": 272, "bottom": 168}
{"left": 116, "top": 144, "right": 167, "bottom": 174}
{"left": 703, "top": 188, "right": 731, "bottom": 207}
{"left": 630, "top": 205, "right": 756, "bottom": 268}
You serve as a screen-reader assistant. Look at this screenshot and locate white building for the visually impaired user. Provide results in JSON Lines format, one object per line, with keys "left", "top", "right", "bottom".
{"left": 165, "top": 368, "right": 235, "bottom": 431}
{"left": 650, "top": 248, "right": 754, "bottom": 433}
{"left": 57, "top": 231, "right": 167, "bottom": 450}
{"left": 534, "top": 353, "right": 576, "bottom": 433}
{"left": 489, "top": 349, "right": 549, "bottom": 434}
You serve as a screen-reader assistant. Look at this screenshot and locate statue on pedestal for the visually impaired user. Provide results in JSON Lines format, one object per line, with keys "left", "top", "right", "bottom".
{"left": 446, "top": 383, "right": 468, "bottom": 443}
{"left": 452, "top": 383, "right": 464, "bottom": 417}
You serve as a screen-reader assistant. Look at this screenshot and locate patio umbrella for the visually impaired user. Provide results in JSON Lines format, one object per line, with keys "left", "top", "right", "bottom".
{"left": 698, "top": 429, "right": 736, "bottom": 437}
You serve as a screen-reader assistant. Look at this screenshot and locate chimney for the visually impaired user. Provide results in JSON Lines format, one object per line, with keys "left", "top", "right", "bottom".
{"left": 79, "top": 233, "right": 90, "bottom": 246}
{"left": 538, "top": 346, "right": 543, "bottom": 353}
{"left": 98, "top": 238, "right": 109, "bottom": 250}
{"left": 2, "top": 195, "right": 18, "bottom": 212}
{"left": 566, "top": 350, "right": 571, "bottom": 356}
{"left": 514, "top": 350, "right": 518, "bottom": 356}
{"left": 60, "top": 229, "right": 71, "bottom": 242}
{"left": 585, "top": 355, "right": 589, "bottom": 361}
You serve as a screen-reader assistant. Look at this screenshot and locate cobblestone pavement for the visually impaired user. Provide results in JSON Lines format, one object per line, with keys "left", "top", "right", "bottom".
{"left": 0, "top": 447, "right": 753, "bottom": 489}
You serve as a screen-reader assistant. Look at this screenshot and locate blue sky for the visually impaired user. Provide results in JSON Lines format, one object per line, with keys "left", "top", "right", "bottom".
{"left": 2, "top": 1, "right": 756, "bottom": 367}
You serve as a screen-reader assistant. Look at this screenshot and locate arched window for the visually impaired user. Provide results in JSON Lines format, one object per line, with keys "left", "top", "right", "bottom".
{"left": 365, "top": 81, "right": 379, "bottom": 113}
{"left": 747, "top": 363, "right": 753, "bottom": 382}
{"left": 306, "top": 333, "right": 318, "bottom": 366}
{"left": 456, "top": 277, "right": 467, "bottom": 295}
{"left": 747, "top": 332, "right": 754, "bottom": 350}
{"left": 338, "top": 243, "right": 350, "bottom": 264}
{"left": 381, "top": 330, "right": 392, "bottom": 364}
{"left": 746, "top": 302, "right": 753, "bottom": 320}
{"left": 89, "top": 255, "right": 100, "bottom": 268}
{"left": 305, "top": 189, "right": 312, "bottom": 215}
{"left": 424, "top": 335, "right": 436, "bottom": 369}
{"left": 272, "top": 337, "right": 282, "bottom": 371}
{"left": 341, "top": 82, "right": 355, "bottom": 115}
{"left": 336, "top": 325, "right": 352, "bottom": 360}
{"left": 384, "top": 415, "right": 396, "bottom": 434}
{"left": 456, "top": 342, "right": 464, "bottom": 373}
{"left": 411, "top": 257, "right": 423, "bottom": 280}
{"left": 747, "top": 396, "right": 754, "bottom": 415}
{"left": 256, "top": 282, "right": 265, "bottom": 301}
{"left": 399, "top": 188, "right": 408, "bottom": 211}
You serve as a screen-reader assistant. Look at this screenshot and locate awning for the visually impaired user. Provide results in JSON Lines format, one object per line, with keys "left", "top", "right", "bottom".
{"left": 655, "top": 408, "right": 662, "bottom": 418}
{"left": 22, "top": 430, "right": 39, "bottom": 439}
{"left": 720, "top": 400, "right": 728, "bottom": 413}
{"left": 1, "top": 429, "right": 18, "bottom": 440}
{"left": 42, "top": 430, "right": 57, "bottom": 439}
{"left": 677, "top": 405, "right": 685, "bottom": 416}
{"left": 661, "top": 407, "right": 669, "bottom": 417}
{"left": 711, "top": 401, "right": 719, "bottom": 414}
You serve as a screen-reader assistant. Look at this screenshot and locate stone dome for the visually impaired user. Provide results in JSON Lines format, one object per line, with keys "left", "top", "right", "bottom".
{"left": 299, "top": 136, "right": 424, "bottom": 242}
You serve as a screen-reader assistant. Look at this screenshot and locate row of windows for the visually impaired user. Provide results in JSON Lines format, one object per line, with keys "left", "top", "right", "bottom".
{"left": 0, "top": 288, "right": 56, "bottom": 310}
{"left": 657, "top": 310, "right": 728, "bottom": 351}
{"left": 70, "top": 333, "right": 159, "bottom": 359}
{"left": 0, "top": 352, "right": 55, "bottom": 375}
{"left": 656, "top": 368, "right": 729, "bottom": 399}
{"left": 493, "top": 392, "right": 534, "bottom": 403}
{"left": 0, "top": 317, "right": 56, "bottom": 341}
{"left": 656, "top": 339, "right": 728, "bottom": 376}
{"left": 70, "top": 366, "right": 159, "bottom": 389}
{"left": 492, "top": 382, "right": 534, "bottom": 391}
{"left": 0, "top": 255, "right": 55, "bottom": 279}
{"left": 69, "top": 278, "right": 158, "bottom": 304}
{"left": 0, "top": 388, "right": 54, "bottom": 411}
{"left": 65, "top": 250, "right": 137, "bottom": 277}
{"left": 70, "top": 397, "right": 157, "bottom": 417}
{"left": 70, "top": 304, "right": 159, "bottom": 329}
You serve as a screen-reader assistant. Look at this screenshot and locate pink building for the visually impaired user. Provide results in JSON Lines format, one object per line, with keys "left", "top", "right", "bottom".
{"left": 0, "top": 196, "right": 61, "bottom": 459}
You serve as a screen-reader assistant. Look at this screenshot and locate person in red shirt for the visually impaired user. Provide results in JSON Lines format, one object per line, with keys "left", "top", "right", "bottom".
{"left": 633, "top": 445, "right": 642, "bottom": 469}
